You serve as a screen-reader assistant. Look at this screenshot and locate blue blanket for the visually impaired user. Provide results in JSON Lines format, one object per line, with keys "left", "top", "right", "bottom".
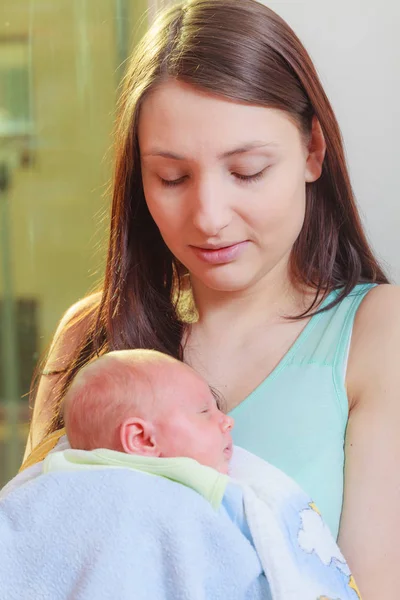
{"left": 0, "top": 469, "right": 269, "bottom": 600}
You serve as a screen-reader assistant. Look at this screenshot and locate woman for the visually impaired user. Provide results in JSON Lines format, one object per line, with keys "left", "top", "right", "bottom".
{"left": 23, "top": 0, "right": 399, "bottom": 596}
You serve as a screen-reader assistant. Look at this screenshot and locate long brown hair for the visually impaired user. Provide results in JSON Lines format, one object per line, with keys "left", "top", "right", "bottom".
{"left": 40, "top": 0, "right": 387, "bottom": 437}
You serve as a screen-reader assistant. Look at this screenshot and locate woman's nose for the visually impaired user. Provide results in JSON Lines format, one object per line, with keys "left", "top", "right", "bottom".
{"left": 190, "top": 178, "right": 231, "bottom": 237}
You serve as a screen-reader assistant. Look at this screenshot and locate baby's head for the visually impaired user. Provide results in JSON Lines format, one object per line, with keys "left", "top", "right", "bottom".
{"left": 63, "top": 349, "right": 233, "bottom": 474}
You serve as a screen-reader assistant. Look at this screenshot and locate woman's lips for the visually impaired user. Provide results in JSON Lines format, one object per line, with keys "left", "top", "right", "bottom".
{"left": 190, "top": 242, "right": 248, "bottom": 265}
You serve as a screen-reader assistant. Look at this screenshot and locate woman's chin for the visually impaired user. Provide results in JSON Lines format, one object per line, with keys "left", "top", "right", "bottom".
{"left": 197, "top": 274, "right": 266, "bottom": 295}
{"left": 189, "top": 265, "right": 259, "bottom": 294}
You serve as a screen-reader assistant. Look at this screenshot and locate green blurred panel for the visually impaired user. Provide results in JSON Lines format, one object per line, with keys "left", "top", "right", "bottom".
{"left": 0, "top": 68, "right": 30, "bottom": 121}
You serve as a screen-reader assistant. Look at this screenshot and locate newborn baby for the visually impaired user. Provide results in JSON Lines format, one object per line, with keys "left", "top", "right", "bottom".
{"left": 1, "top": 351, "right": 359, "bottom": 600}
{"left": 63, "top": 349, "right": 234, "bottom": 474}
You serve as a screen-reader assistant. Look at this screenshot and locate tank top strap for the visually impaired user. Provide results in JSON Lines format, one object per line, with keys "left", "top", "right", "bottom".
{"left": 289, "top": 283, "right": 376, "bottom": 371}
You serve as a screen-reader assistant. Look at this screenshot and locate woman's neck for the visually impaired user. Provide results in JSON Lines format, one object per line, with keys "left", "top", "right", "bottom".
{"left": 189, "top": 268, "right": 307, "bottom": 336}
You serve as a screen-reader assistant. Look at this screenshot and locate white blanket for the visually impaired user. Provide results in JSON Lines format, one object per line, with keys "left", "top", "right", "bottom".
{"left": 230, "top": 447, "right": 360, "bottom": 599}
{"left": 1, "top": 440, "right": 361, "bottom": 600}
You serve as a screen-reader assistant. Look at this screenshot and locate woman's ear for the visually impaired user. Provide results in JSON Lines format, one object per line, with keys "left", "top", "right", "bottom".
{"left": 119, "top": 417, "right": 161, "bottom": 457}
{"left": 305, "top": 116, "right": 326, "bottom": 183}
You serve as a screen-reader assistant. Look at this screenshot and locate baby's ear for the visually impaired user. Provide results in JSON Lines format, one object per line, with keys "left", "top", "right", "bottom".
{"left": 120, "top": 418, "right": 160, "bottom": 457}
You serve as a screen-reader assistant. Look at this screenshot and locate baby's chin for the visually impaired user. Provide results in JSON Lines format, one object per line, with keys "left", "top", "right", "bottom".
{"left": 216, "top": 459, "right": 230, "bottom": 475}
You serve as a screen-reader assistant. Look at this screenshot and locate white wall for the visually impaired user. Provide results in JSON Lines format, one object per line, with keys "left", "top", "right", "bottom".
{"left": 260, "top": 0, "right": 400, "bottom": 282}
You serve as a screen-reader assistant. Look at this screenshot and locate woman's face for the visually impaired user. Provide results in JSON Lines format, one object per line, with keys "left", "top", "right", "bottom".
{"left": 139, "top": 80, "right": 322, "bottom": 293}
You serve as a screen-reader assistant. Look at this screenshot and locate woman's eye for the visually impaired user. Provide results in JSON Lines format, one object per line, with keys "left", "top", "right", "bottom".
{"left": 233, "top": 169, "right": 267, "bottom": 183}
{"left": 160, "top": 176, "right": 186, "bottom": 187}
{"left": 159, "top": 169, "right": 267, "bottom": 187}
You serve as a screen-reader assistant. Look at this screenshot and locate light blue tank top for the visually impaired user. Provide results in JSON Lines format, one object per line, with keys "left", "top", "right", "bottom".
{"left": 230, "top": 283, "right": 375, "bottom": 539}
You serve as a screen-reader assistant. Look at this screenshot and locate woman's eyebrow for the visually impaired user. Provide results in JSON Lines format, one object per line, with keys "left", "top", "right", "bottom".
{"left": 142, "top": 141, "right": 279, "bottom": 161}
{"left": 221, "top": 141, "right": 279, "bottom": 159}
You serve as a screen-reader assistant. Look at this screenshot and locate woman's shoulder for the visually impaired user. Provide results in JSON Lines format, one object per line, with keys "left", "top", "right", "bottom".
{"left": 352, "top": 283, "right": 400, "bottom": 336}
{"left": 46, "top": 291, "right": 102, "bottom": 371}
{"left": 58, "top": 291, "right": 102, "bottom": 328}
{"left": 26, "top": 292, "right": 103, "bottom": 457}
{"left": 348, "top": 283, "right": 400, "bottom": 403}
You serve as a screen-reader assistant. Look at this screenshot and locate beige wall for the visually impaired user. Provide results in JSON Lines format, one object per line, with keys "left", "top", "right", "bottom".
{"left": 0, "top": 0, "right": 148, "bottom": 351}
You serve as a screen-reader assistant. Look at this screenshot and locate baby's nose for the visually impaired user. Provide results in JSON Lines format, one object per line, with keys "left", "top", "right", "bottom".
{"left": 222, "top": 414, "right": 234, "bottom": 432}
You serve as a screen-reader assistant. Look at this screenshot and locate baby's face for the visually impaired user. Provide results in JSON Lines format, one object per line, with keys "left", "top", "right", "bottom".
{"left": 152, "top": 369, "right": 234, "bottom": 474}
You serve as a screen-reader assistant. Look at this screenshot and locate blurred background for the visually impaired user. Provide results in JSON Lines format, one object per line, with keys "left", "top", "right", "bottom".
{"left": 0, "top": 0, "right": 399, "bottom": 486}
{"left": 0, "top": 0, "right": 155, "bottom": 485}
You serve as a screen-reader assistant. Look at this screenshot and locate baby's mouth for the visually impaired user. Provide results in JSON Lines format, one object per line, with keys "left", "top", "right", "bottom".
{"left": 223, "top": 441, "right": 233, "bottom": 460}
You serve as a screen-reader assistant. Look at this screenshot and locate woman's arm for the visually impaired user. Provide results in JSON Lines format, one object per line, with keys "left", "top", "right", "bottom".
{"left": 23, "top": 293, "right": 101, "bottom": 460}
{"left": 339, "top": 284, "right": 400, "bottom": 598}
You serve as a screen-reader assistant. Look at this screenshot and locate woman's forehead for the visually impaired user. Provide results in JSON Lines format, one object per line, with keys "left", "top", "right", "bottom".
{"left": 138, "top": 80, "right": 300, "bottom": 158}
